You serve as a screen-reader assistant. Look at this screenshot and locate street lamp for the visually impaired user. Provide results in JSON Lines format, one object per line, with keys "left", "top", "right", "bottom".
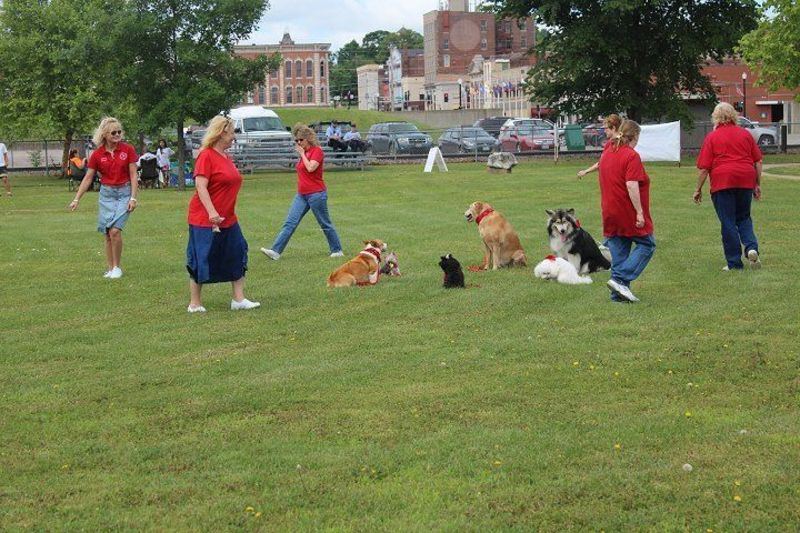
{"left": 741, "top": 72, "right": 747, "bottom": 119}
{"left": 457, "top": 78, "right": 463, "bottom": 110}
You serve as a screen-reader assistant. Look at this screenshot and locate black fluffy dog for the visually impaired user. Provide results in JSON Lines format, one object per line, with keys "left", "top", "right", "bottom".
{"left": 546, "top": 208, "right": 611, "bottom": 274}
{"left": 439, "top": 254, "right": 465, "bottom": 288}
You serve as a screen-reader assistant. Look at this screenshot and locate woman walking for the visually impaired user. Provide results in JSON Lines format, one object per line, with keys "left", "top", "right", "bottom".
{"left": 260, "top": 124, "right": 343, "bottom": 260}
{"left": 186, "top": 116, "right": 259, "bottom": 313}
{"left": 577, "top": 114, "right": 623, "bottom": 178}
{"left": 597, "top": 120, "right": 656, "bottom": 303}
{"left": 693, "top": 102, "right": 762, "bottom": 270}
{"left": 68, "top": 117, "right": 138, "bottom": 279}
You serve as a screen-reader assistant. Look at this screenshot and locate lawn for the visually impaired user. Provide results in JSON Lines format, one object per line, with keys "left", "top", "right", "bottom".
{"left": 1, "top": 156, "right": 798, "bottom": 530}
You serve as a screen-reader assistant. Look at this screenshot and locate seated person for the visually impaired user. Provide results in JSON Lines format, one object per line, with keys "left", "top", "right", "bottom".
{"left": 343, "top": 124, "right": 366, "bottom": 152}
{"left": 325, "top": 120, "right": 347, "bottom": 152}
{"left": 67, "top": 149, "right": 86, "bottom": 178}
{"left": 137, "top": 150, "right": 160, "bottom": 188}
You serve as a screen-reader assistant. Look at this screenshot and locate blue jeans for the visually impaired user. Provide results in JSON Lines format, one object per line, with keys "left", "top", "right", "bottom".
{"left": 270, "top": 191, "right": 342, "bottom": 254}
{"left": 606, "top": 234, "right": 656, "bottom": 301}
{"left": 711, "top": 188, "right": 758, "bottom": 269}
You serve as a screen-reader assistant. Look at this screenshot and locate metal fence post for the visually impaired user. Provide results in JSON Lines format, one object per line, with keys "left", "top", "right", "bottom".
{"left": 44, "top": 140, "right": 50, "bottom": 176}
{"left": 781, "top": 124, "right": 788, "bottom": 153}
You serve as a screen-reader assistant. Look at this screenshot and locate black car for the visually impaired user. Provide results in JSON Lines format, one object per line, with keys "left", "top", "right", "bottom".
{"left": 438, "top": 127, "right": 499, "bottom": 154}
{"left": 472, "top": 116, "right": 512, "bottom": 138}
{"left": 366, "top": 122, "right": 432, "bottom": 155}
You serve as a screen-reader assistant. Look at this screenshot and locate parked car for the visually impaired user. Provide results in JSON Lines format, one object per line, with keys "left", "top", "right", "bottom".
{"left": 366, "top": 122, "right": 433, "bottom": 155}
{"left": 189, "top": 129, "right": 206, "bottom": 149}
{"left": 438, "top": 127, "right": 499, "bottom": 154}
{"left": 738, "top": 117, "right": 777, "bottom": 146}
{"left": 581, "top": 122, "right": 606, "bottom": 147}
{"left": 498, "top": 118, "right": 563, "bottom": 152}
{"left": 472, "top": 116, "right": 512, "bottom": 138}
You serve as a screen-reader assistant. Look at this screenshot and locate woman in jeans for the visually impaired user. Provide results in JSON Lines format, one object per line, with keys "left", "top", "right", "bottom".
{"left": 261, "top": 124, "right": 343, "bottom": 260}
{"left": 597, "top": 120, "right": 656, "bottom": 303}
{"left": 68, "top": 117, "right": 138, "bottom": 279}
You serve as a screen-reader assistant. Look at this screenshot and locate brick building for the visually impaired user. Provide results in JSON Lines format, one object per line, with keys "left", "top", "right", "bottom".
{"left": 233, "top": 33, "right": 331, "bottom": 107}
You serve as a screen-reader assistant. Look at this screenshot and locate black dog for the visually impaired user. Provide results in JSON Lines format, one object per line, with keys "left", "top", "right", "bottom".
{"left": 546, "top": 208, "right": 611, "bottom": 274}
{"left": 439, "top": 254, "right": 465, "bottom": 288}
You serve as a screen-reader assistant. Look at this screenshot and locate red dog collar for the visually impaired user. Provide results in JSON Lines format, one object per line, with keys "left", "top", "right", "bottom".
{"left": 475, "top": 208, "right": 494, "bottom": 224}
{"left": 545, "top": 255, "right": 557, "bottom": 261}
{"left": 360, "top": 247, "right": 382, "bottom": 262}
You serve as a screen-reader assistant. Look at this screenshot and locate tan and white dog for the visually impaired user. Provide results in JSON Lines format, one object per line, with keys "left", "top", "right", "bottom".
{"left": 327, "top": 239, "right": 387, "bottom": 288}
{"left": 464, "top": 201, "right": 527, "bottom": 270}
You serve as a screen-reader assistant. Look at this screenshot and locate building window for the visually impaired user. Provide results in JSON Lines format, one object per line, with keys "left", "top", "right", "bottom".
{"left": 285, "top": 61, "right": 292, "bottom": 78}
{"left": 443, "top": 37, "right": 449, "bottom": 50}
{"left": 270, "top": 86, "right": 279, "bottom": 104}
{"left": 519, "top": 20, "right": 527, "bottom": 31}
{"left": 296, "top": 86, "right": 303, "bottom": 103}
{"left": 246, "top": 91, "right": 253, "bottom": 104}
{"left": 520, "top": 37, "right": 527, "bottom": 48}
{"left": 270, "top": 68, "right": 278, "bottom": 80}
{"left": 258, "top": 84, "right": 265, "bottom": 104}
{"left": 307, "top": 85, "right": 314, "bottom": 103}
{"left": 443, "top": 54, "right": 450, "bottom": 68}
{"left": 320, "top": 86, "right": 326, "bottom": 103}
{"left": 306, "top": 59, "right": 313, "bottom": 78}
{"left": 320, "top": 60, "right": 325, "bottom": 78}
{"left": 295, "top": 60, "right": 302, "bottom": 78}
{"left": 481, "top": 38, "right": 488, "bottom": 50}
{"left": 285, "top": 86, "right": 293, "bottom": 104}
{"left": 480, "top": 19, "right": 488, "bottom": 31}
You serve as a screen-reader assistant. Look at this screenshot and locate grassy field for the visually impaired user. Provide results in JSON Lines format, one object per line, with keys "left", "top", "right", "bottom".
{"left": 1, "top": 155, "right": 798, "bottom": 530}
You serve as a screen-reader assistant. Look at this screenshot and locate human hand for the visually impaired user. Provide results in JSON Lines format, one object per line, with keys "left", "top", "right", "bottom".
{"left": 692, "top": 190, "right": 702, "bottom": 204}
{"left": 635, "top": 212, "right": 645, "bottom": 228}
{"left": 68, "top": 198, "right": 79, "bottom": 211}
{"left": 753, "top": 185, "right": 762, "bottom": 200}
{"left": 209, "top": 213, "right": 224, "bottom": 226}
{"left": 127, "top": 198, "right": 138, "bottom": 212}
{"left": 293, "top": 143, "right": 304, "bottom": 156}
{"left": 577, "top": 169, "right": 586, "bottom": 178}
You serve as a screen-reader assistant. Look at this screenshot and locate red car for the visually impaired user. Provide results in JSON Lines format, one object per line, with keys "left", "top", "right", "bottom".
{"left": 498, "top": 119, "right": 561, "bottom": 152}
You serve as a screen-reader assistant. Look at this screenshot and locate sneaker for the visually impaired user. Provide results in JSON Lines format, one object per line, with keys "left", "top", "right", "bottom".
{"left": 607, "top": 278, "right": 639, "bottom": 302}
{"left": 107, "top": 267, "right": 123, "bottom": 279}
{"left": 747, "top": 249, "right": 761, "bottom": 269}
{"left": 260, "top": 248, "right": 280, "bottom": 260}
{"left": 187, "top": 305, "right": 207, "bottom": 313}
{"left": 330, "top": 251, "right": 344, "bottom": 258}
{"left": 231, "top": 298, "right": 261, "bottom": 311}
{"left": 103, "top": 270, "right": 112, "bottom": 278}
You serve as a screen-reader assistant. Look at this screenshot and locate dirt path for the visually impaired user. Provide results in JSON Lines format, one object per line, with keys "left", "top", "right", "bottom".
{"left": 762, "top": 163, "right": 800, "bottom": 181}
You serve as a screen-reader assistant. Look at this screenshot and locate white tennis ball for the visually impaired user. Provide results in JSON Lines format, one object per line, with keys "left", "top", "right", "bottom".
{"left": 682, "top": 463, "right": 693, "bottom": 472}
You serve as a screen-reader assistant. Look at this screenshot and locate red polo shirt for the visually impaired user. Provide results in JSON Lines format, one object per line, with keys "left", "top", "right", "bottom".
{"left": 187, "top": 148, "right": 242, "bottom": 228}
{"left": 88, "top": 143, "right": 138, "bottom": 186}
{"left": 697, "top": 123, "right": 762, "bottom": 193}
{"left": 297, "top": 146, "right": 326, "bottom": 195}
{"left": 598, "top": 144, "right": 654, "bottom": 237}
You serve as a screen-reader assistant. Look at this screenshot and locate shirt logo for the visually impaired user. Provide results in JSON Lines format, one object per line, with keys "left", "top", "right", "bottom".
{"left": 120, "top": 152, "right": 128, "bottom": 161}
{"left": 101, "top": 157, "right": 109, "bottom": 163}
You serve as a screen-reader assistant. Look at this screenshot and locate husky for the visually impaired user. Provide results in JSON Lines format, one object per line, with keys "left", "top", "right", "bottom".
{"left": 546, "top": 208, "right": 611, "bottom": 274}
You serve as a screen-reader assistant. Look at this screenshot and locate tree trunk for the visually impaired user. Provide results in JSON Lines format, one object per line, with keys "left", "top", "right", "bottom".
{"left": 176, "top": 117, "right": 186, "bottom": 191}
{"left": 62, "top": 129, "right": 74, "bottom": 179}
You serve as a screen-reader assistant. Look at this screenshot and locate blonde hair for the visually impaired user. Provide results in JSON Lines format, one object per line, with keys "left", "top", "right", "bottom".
{"left": 603, "top": 113, "right": 622, "bottom": 131}
{"left": 711, "top": 102, "right": 738, "bottom": 127}
{"left": 612, "top": 120, "right": 641, "bottom": 150}
{"left": 201, "top": 116, "right": 235, "bottom": 150}
{"left": 92, "top": 117, "right": 123, "bottom": 147}
{"left": 292, "top": 123, "right": 319, "bottom": 147}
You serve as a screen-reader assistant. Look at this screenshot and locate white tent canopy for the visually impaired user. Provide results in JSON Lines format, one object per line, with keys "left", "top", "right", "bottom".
{"left": 635, "top": 121, "right": 681, "bottom": 162}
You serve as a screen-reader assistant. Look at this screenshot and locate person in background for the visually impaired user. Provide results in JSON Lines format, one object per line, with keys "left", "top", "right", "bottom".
{"left": 597, "top": 120, "right": 656, "bottom": 303}
{"left": 343, "top": 123, "right": 366, "bottom": 152}
{"left": 325, "top": 120, "right": 347, "bottom": 152}
{"left": 186, "top": 115, "right": 259, "bottom": 313}
{"left": 577, "top": 114, "right": 623, "bottom": 178}
{"left": 68, "top": 117, "right": 139, "bottom": 279}
{"left": 260, "top": 124, "right": 343, "bottom": 261}
{"left": 155, "top": 139, "right": 174, "bottom": 188}
{"left": 0, "top": 141, "right": 12, "bottom": 196}
{"left": 694, "top": 102, "right": 763, "bottom": 270}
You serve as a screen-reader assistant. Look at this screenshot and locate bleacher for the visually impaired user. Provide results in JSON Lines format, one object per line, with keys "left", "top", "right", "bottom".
{"left": 232, "top": 145, "right": 372, "bottom": 173}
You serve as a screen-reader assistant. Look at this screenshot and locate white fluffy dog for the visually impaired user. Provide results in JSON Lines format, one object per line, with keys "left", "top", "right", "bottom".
{"left": 533, "top": 255, "right": 593, "bottom": 285}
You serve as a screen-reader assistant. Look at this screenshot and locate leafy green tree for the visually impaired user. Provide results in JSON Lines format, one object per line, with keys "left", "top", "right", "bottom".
{"left": 739, "top": 0, "right": 800, "bottom": 102}
{"left": 119, "top": 0, "right": 277, "bottom": 188}
{"left": 484, "top": 0, "right": 759, "bottom": 123}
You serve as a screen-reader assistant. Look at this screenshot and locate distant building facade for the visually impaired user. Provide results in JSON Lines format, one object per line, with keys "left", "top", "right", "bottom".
{"left": 386, "top": 46, "right": 425, "bottom": 111}
{"left": 356, "top": 64, "right": 389, "bottom": 111}
{"left": 233, "top": 33, "right": 331, "bottom": 107}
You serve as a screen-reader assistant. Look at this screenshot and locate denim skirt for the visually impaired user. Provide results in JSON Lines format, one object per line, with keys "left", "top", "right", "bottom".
{"left": 186, "top": 223, "right": 249, "bottom": 284}
{"left": 97, "top": 184, "right": 132, "bottom": 233}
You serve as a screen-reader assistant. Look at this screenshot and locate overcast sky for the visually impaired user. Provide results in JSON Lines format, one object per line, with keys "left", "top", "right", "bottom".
{"left": 242, "top": 0, "right": 440, "bottom": 53}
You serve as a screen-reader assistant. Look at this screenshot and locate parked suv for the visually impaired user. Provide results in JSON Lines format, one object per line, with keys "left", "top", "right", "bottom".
{"left": 472, "top": 116, "right": 512, "bottom": 138}
{"left": 438, "top": 127, "right": 499, "bottom": 154}
{"left": 738, "top": 117, "right": 777, "bottom": 146}
{"left": 366, "top": 122, "right": 432, "bottom": 155}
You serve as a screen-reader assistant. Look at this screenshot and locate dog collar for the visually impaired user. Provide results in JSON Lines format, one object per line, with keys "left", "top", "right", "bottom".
{"left": 545, "top": 255, "right": 557, "bottom": 261}
{"left": 475, "top": 208, "right": 494, "bottom": 224}
{"left": 359, "top": 247, "right": 382, "bottom": 263}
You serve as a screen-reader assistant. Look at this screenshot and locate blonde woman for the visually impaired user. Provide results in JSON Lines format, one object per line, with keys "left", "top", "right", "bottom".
{"left": 694, "top": 102, "right": 762, "bottom": 270}
{"left": 577, "top": 114, "right": 623, "bottom": 178}
{"left": 597, "top": 120, "right": 655, "bottom": 303}
{"left": 260, "top": 124, "right": 343, "bottom": 260}
{"left": 186, "top": 115, "right": 259, "bottom": 313}
{"left": 69, "top": 117, "right": 138, "bottom": 279}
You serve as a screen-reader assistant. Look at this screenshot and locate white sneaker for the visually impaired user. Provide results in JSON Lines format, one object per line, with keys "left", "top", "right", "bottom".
{"left": 231, "top": 298, "right": 261, "bottom": 311}
{"left": 607, "top": 279, "right": 639, "bottom": 302}
{"left": 260, "top": 248, "right": 280, "bottom": 260}
{"left": 747, "top": 249, "right": 761, "bottom": 269}
{"left": 103, "top": 270, "right": 112, "bottom": 278}
{"left": 187, "top": 305, "right": 207, "bottom": 313}
{"left": 330, "top": 251, "right": 344, "bottom": 258}
{"left": 107, "top": 267, "right": 123, "bottom": 279}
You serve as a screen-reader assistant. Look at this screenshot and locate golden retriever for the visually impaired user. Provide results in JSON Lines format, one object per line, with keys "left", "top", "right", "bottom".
{"left": 464, "top": 201, "right": 527, "bottom": 270}
{"left": 327, "top": 239, "right": 387, "bottom": 288}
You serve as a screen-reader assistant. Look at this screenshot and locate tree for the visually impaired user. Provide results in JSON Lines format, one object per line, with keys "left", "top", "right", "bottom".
{"left": 739, "top": 0, "right": 800, "bottom": 102}
{"left": 484, "top": 0, "right": 759, "bottom": 123}
{"left": 119, "top": 0, "right": 277, "bottom": 189}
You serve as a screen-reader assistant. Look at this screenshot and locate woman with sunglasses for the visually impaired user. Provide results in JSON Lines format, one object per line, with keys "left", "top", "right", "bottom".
{"left": 185, "top": 116, "right": 260, "bottom": 313}
{"left": 260, "top": 124, "right": 343, "bottom": 260}
{"left": 69, "top": 117, "right": 138, "bottom": 279}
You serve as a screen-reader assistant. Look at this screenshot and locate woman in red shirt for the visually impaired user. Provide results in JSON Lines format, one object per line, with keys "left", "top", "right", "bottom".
{"left": 186, "top": 116, "right": 259, "bottom": 313}
{"left": 597, "top": 120, "right": 656, "bottom": 303}
{"left": 694, "top": 102, "right": 762, "bottom": 270}
{"left": 260, "top": 124, "right": 343, "bottom": 261}
{"left": 68, "top": 117, "right": 138, "bottom": 280}
{"left": 577, "top": 113, "right": 622, "bottom": 178}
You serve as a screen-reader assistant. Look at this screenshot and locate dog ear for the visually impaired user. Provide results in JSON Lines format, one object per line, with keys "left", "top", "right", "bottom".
{"left": 545, "top": 209, "right": 554, "bottom": 216}
{"left": 567, "top": 208, "right": 575, "bottom": 215}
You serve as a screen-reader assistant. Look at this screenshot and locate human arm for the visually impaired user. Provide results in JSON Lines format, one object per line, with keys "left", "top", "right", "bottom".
{"left": 577, "top": 162, "right": 598, "bottom": 178}
{"left": 193, "top": 176, "right": 224, "bottom": 226}
{"left": 753, "top": 161, "right": 762, "bottom": 200}
{"left": 693, "top": 169, "right": 709, "bottom": 204}
{"left": 294, "top": 146, "right": 320, "bottom": 172}
{"left": 127, "top": 162, "right": 139, "bottom": 211}
{"left": 625, "top": 181, "right": 645, "bottom": 228}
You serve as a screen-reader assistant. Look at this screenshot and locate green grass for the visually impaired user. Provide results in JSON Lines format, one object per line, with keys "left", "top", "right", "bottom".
{"left": 274, "top": 106, "right": 432, "bottom": 131}
{"left": 1, "top": 157, "right": 798, "bottom": 530}
{"left": 762, "top": 164, "right": 800, "bottom": 177}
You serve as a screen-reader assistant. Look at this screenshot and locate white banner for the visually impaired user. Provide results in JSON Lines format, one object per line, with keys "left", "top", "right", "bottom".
{"left": 635, "top": 121, "right": 681, "bottom": 162}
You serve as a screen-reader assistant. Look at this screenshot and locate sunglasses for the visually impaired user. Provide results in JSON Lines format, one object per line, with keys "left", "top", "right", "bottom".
{"left": 295, "top": 139, "right": 304, "bottom": 143}
{"left": 110, "top": 130, "right": 122, "bottom": 135}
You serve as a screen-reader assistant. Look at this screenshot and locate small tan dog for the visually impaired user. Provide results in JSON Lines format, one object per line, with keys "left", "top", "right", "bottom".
{"left": 464, "top": 201, "right": 527, "bottom": 270}
{"left": 327, "top": 239, "right": 387, "bottom": 287}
